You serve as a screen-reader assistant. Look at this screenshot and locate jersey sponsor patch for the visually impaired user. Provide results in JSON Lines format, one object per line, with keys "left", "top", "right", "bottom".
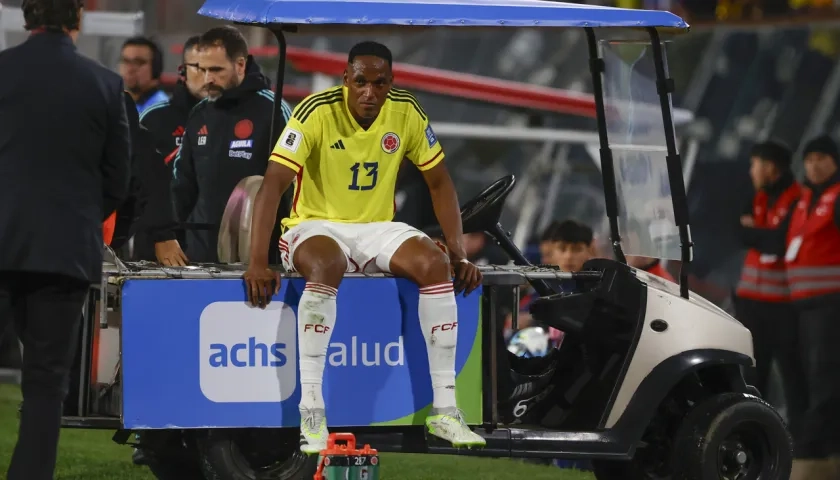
{"left": 381, "top": 132, "right": 400, "bottom": 154}
{"left": 280, "top": 128, "right": 302, "bottom": 153}
{"left": 229, "top": 150, "right": 253, "bottom": 160}
{"left": 425, "top": 124, "right": 438, "bottom": 148}
{"left": 230, "top": 139, "right": 253, "bottom": 149}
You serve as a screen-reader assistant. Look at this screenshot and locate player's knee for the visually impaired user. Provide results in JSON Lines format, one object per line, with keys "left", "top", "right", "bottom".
{"left": 413, "top": 248, "right": 451, "bottom": 286}
{"left": 295, "top": 246, "right": 346, "bottom": 286}
{"left": 307, "top": 258, "right": 346, "bottom": 286}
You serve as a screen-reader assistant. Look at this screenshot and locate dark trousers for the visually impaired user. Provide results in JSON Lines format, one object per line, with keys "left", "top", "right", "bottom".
{"left": 798, "top": 300, "right": 840, "bottom": 458}
{"left": 734, "top": 297, "right": 806, "bottom": 446}
{"left": 0, "top": 271, "right": 89, "bottom": 480}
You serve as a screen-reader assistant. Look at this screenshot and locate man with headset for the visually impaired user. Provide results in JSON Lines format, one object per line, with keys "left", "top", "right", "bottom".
{"left": 119, "top": 36, "right": 169, "bottom": 113}
{"left": 172, "top": 26, "right": 292, "bottom": 263}
{"left": 140, "top": 35, "right": 207, "bottom": 164}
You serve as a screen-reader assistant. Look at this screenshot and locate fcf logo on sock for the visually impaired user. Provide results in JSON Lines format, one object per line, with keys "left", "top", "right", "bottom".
{"left": 304, "top": 324, "right": 331, "bottom": 334}
{"left": 199, "top": 301, "right": 298, "bottom": 403}
{"left": 431, "top": 322, "right": 457, "bottom": 334}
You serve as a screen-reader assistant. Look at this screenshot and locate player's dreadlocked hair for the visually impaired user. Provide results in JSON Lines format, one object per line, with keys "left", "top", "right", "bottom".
{"left": 22, "top": 0, "right": 84, "bottom": 32}
{"left": 348, "top": 41, "right": 393, "bottom": 68}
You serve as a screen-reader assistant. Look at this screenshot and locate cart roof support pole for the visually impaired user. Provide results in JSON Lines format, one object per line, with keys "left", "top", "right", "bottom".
{"left": 584, "top": 28, "right": 626, "bottom": 266}
{"left": 647, "top": 27, "right": 693, "bottom": 300}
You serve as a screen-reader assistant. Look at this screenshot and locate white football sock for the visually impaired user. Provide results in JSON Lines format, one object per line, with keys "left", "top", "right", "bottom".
{"left": 297, "top": 282, "right": 337, "bottom": 411}
{"left": 419, "top": 282, "right": 458, "bottom": 410}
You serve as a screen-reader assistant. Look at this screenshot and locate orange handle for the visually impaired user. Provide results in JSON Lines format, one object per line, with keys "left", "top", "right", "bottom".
{"left": 327, "top": 433, "right": 357, "bottom": 450}
{"left": 102, "top": 211, "right": 116, "bottom": 246}
{"left": 360, "top": 444, "right": 378, "bottom": 455}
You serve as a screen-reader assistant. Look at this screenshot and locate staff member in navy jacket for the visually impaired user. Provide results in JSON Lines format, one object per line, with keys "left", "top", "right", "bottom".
{"left": 0, "top": 1, "right": 130, "bottom": 479}
{"left": 172, "top": 26, "right": 291, "bottom": 263}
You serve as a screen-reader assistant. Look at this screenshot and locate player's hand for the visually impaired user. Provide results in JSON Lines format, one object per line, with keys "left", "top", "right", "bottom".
{"left": 243, "top": 264, "right": 281, "bottom": 308}
{"left": 155, "top": 239, "right": 189, "bottom": 267}
{"left": 453, "top": 257, "right": 482, "bottom": 295}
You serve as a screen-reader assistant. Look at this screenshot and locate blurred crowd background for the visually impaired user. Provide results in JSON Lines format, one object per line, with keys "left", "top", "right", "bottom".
{"left": 3, "top": 0, "right": 840, "bottom": 474}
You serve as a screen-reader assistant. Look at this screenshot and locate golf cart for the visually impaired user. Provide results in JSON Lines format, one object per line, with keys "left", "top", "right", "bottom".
{"left": 59, "top": 1, "right": 793, "bottom": 479}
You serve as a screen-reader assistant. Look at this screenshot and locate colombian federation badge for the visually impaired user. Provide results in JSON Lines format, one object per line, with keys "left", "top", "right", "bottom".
{"left": 381, "top": 132, "right": 400, "bottom": 154}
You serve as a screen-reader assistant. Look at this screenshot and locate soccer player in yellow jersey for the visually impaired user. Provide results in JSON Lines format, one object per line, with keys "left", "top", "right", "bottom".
{"left": 243, "top": 41, "right": 486, "bottom": 453}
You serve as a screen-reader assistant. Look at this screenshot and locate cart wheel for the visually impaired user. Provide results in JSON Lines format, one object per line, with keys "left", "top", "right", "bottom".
{"left": 139, "top": 431, "right": 205, "bottom": 480}
{"left": 197, "top": 428, "right": 318, "bottom": 480}
{"left": 146, "top": 453, "right": 206, "bottom": 480}
{"left": 670, "top": 393, "right": 792, "bottom": 480}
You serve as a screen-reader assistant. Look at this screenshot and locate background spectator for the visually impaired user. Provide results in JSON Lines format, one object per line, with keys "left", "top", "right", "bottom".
{"left": 119, "top": 36, "right": 169, "bottom": 113}
{"left": 734, "top": 140, "right": 805, "bottom": 449}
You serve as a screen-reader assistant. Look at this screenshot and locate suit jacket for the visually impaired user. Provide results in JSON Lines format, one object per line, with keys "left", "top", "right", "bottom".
{"left": 0, "top": 31, "right": 131, "bottom": 283}
{"left": 111, "top": 92, "right": 178, "bottom": 258}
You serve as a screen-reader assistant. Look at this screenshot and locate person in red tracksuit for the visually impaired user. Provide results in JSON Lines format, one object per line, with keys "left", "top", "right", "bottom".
{"left": 734, "top": 141, "right": 806, "bottom": 446}
{"left": 627, "top": 256, "right": 675, "bottom": 281}
{"left": 785, "top": 135, "right": 840, "bottom": 480}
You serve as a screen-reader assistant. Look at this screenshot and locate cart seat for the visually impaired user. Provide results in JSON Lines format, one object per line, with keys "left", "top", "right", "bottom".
{"left": 217, "top": 175, "right": 263, "bottom": 264}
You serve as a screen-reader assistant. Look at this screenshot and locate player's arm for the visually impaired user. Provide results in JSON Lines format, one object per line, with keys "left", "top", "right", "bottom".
{"left": 245, "top": 116, "right": 313, "bottom": 307}
{"left": 249, "top": 116, "right": 312, "bottom": 268}
{"left": 410, "top": 112, "right": 481, "bottom": 293}
{"left": 406, "top": 114, "right": 461, "bottom": 256}
{"left": 422, "top": 163, "right": 464, "bottom": 260}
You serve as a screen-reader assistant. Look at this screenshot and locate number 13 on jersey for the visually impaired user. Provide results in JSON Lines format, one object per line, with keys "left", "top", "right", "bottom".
{"left": 349, "top": 162, "right": 379, "bottom": 191}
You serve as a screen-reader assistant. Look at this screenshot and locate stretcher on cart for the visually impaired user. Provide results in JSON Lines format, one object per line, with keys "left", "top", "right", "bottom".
{"left": 60, "top": 0, "right": 794, "bottom": 479}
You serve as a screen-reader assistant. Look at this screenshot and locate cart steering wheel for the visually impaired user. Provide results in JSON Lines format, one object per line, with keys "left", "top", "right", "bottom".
{"left": 459, "top": 174, "right": 516, "bottom": 234}
{"left": 423, "top": 174, "right": 516, "bottom": 237}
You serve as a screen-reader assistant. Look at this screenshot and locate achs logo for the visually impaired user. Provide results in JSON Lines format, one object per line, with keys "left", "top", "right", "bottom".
{"left": 197, "top": 125, "right": 208, "bottom": 146}
{"left": 199, "top": 301, "right": 297, "bottom": 403}
{"left": 381, "top": 132, "right": 400, "bottom": 154}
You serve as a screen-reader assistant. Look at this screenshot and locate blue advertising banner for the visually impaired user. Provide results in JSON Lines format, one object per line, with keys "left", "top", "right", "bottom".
{"left": 121, "top": 277, "right": 482, "bottom": 429}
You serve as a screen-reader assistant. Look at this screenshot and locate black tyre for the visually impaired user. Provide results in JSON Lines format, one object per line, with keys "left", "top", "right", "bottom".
{"left": 670, "top": 393, "right": 792, "bottom": 480}
{"left": 197, "top": 428, "right": 318, "bottom": 480}
{"left": 138, "top": 431, "right": 205, "bottom": 480}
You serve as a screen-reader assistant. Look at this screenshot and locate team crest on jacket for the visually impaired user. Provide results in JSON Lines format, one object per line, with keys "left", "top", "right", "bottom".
{"left": 234, "top": 119, "right": 254, "bottom": 139}
{"left": 381, "top": 132, "right": 400, "bottom": 154}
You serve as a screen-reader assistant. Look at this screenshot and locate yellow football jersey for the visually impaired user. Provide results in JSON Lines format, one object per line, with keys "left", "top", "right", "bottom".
{"left": 270, "top": 86, "right": 444, "bottom": 229}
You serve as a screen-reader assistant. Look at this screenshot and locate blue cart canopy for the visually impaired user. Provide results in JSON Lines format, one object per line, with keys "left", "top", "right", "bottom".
{"left": 198, "top": 0, "right": 688, "bottom": 30}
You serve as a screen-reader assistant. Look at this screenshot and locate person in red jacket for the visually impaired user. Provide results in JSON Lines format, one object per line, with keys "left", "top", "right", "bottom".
{"left": 734, "top": 141, "right": 806, "bottom": 447}
{"left": 785, "top": 135, "right": 840, "bottom": 480}
{"left": 627, "top": 256, "right": 675, "bottom": 281}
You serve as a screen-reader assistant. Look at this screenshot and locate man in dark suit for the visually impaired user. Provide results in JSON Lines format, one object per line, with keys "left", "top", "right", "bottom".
{"left": 0, "top": 1, "right": 130, "bottom": 479}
